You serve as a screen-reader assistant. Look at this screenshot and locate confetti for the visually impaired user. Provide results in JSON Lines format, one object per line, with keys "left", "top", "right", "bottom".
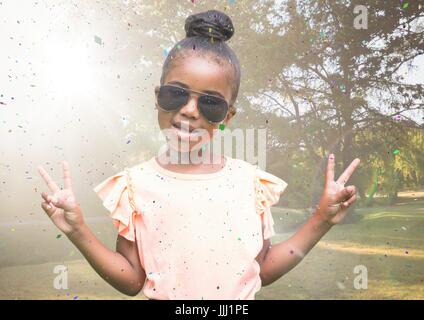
{"left": 393, "top": 115, "right": 401, "bottom": 121}
{"left": 393, "top": 149, "right": 400, "bottom": 155}
{"left": 163, "top": 48, "right": 169, "bottom": 57}
{"left": 219, "top": 123, "right": 225, "bottom": 131}
{"left": 56, "top": 234, "right": 62, "bottom": 239}
{"left": 73, "top": 295, "right": 78, "bottom": 300}
{"left": 228, "top": 0, "right": 236, "bottom": 4}
{"left": 94, "top": 35, "right": 102, "bottom": 45}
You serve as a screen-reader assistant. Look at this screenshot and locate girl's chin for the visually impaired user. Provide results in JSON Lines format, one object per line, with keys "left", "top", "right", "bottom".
{"left": 167, "top": 140, "right": 205, "bottom": 153}
{"left": 165, "top": 126, "right": 210, "bottom": 153}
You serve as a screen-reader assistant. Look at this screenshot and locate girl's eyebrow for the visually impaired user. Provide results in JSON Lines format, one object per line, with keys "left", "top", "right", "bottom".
{"left": 168, "top": 81, "right": 225, "bottom": 99}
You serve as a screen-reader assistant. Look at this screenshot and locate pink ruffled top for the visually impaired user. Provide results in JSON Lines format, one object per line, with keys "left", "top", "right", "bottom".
{"left": 93, "top": 156, "right": 287, "bottom": 300}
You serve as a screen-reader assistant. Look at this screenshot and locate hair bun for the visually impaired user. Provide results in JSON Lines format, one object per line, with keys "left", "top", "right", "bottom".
{"left": 185, "top": 10, "right": 234, "bottom": 42}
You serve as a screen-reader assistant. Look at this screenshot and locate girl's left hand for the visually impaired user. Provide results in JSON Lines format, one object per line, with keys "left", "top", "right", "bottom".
{"left": 316, "top": 154, "right": 361, "bottom": 226}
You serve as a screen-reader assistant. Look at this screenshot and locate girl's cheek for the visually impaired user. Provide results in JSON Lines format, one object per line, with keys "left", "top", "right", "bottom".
{"left": 157, "top": 111, "right": 173, "bottom": 130}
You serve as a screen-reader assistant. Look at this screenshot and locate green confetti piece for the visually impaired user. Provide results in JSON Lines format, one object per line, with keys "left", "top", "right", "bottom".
{"left": 219, "top": 123, "right": 225, "bottom": 131}
{"left": 393, "top": 149, "right": 400, "bottom": 155}
{"left": 56, "top": 234, "right": 62, "bottom": 239}
{"left": 402, "top": 2, "right": 409, "bottom": 9}
{"left": 94, "top": 35, "right": 102, "bottom": 45}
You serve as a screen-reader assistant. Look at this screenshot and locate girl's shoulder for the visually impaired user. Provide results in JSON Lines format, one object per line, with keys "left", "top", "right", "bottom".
{"left": 230, "top": 158, "right": 288, "bottom": 195}
{"left": 228, "top": 158, "right": 285, "bottom": 182}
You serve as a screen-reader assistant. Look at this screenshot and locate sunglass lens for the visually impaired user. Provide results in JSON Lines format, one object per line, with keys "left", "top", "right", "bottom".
{"left": 157, "top": 85, "right": 189, "bottom": 111}
{"left": 198, "top": 95, "right": 228, "bottom": 122}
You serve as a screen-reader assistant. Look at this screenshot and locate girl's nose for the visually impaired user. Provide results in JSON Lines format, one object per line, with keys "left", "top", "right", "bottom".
{"left": 179, "top": 96, "right": 200, "bottom": 119}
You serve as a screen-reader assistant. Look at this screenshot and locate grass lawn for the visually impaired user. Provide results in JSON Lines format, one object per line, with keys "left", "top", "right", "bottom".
{"left": 256, "top": 196, "right": 424, "bottom": 299}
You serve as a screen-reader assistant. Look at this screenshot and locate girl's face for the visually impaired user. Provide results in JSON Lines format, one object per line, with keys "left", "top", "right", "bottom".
{"left": 155, "top": 54, "right": 236, "bottom": 152}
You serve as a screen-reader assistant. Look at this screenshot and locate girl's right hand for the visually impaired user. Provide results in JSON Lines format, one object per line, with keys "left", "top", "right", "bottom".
{"left": 37, "top": 161, "right": 85, "bottom": 235}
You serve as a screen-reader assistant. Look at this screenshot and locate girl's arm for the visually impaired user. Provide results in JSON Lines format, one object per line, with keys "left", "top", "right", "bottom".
{"left": 38, "top": 161, "right": 145, "bottom": 296}
{"left": 259, "top": 212, "right": 331, "bottom": 286}
{"left": 259, "top": 154, "right": 360, "bottom": 286}
{"left": 68, "top": 225, "right": 146, "bottom": 296}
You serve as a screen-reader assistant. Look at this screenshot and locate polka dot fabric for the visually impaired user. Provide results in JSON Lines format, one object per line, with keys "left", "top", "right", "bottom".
{"left": 93, "top": 156, "right": 287, "bottom": 299}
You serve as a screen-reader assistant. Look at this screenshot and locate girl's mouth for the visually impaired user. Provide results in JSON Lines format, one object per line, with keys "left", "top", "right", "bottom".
{"left": 171, "top": 122, "right": 200, "bottom": 141}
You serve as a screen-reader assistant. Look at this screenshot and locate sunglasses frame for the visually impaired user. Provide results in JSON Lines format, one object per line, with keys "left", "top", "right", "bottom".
{"left": 155, "top": 84, "right": 230, "bottom": 124}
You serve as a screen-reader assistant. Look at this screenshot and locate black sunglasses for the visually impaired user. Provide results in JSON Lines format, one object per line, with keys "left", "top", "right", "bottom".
{"left": 156, "top": 84, "right": 229, "bottom": 123}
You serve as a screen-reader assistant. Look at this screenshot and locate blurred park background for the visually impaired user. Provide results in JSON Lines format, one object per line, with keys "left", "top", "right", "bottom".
{"left": 0, "top": 0, "right": 423, "bottom": 299}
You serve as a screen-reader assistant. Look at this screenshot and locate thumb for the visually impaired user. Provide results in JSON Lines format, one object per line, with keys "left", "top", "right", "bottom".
{"left": 338, "top": 186, "right": 355, "bottom": 201}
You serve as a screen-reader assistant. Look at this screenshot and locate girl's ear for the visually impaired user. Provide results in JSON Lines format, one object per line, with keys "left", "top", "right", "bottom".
{"left": 225, "top": 106, "right": 236, "bottom": 124}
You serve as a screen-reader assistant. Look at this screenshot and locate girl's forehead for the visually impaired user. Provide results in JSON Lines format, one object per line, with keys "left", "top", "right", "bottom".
{"left": 164, "top": 55, "right": 233, "bottom": 100}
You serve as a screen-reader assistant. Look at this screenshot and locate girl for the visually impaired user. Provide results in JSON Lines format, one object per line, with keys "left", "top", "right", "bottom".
{"left": 37, "top": 10, "right": 360, "bottom": 300}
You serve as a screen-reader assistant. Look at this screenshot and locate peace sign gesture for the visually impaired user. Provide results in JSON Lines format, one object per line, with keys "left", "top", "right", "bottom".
{"left": 37, "top": 161, "right": 85, "bottom": 235}
{"left": 316, "top": 154, "right": 360, "bottom": 226}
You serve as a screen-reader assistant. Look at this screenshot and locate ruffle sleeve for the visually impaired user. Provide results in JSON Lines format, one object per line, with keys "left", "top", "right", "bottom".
{"left": 255, "top": 168, "right": 288, "bottom": 240}
{"left": 93, "top": 168, "right": 138, "bottom": 242}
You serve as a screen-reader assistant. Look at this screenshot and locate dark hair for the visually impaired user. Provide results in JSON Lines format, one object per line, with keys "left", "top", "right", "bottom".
{"left": 160, "top": 10, "right": 241, "bottom": 108}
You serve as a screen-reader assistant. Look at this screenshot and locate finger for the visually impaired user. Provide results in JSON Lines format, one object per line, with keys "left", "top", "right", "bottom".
{"left": 41, "top": 201, "right": 55, "bottom": 218}
{"left": 325, "top": 154, "right": 335, "bottom": 186}
{"left": 341, "top": 194, "right": 357, "bottom": 208}
{"left": 50, "top": 194, "right": 74, "bottom": 212}
{"left": 37, "top": 166, "right": 60, "bottom": 193}
{"left": 43, "top": 192, "right": 59, "bottom": 205}
{"left": 336, "top": 185, "right": 356, "bottom": 202}
{"left": 41, "top": 191, "right": 51, "bottom": 203}
{"left": 336, "top": 158, "right": 360, "bottom": 186}
{"left": 63, "top": 161, "right": 72, "bottom": 190}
